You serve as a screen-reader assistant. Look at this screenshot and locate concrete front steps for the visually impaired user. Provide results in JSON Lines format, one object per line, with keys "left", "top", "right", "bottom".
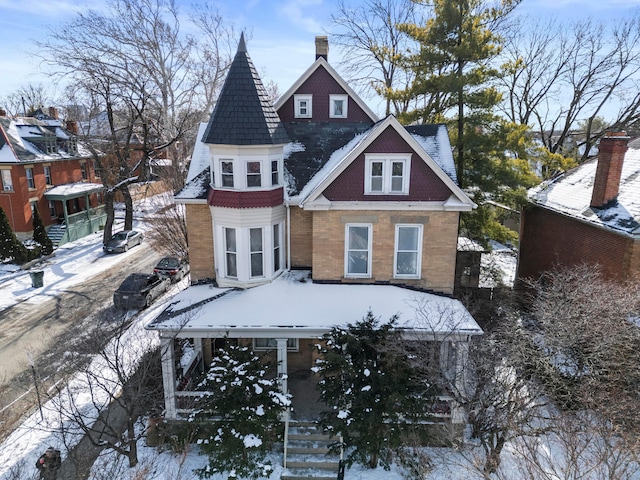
{"left": 282, "top": 421, "right": 342, "bottom": 480}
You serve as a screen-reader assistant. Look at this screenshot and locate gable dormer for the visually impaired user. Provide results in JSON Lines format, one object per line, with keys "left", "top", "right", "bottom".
{"left": 274, "top": 37, "right": 378, "bottom": 124}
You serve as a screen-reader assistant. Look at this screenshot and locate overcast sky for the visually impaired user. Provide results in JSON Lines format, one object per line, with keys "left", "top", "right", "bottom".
{"left": 0, "top": 0, "right": 638, "bottom": 113}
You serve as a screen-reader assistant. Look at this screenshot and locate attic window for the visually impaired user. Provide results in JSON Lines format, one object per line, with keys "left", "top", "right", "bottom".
{"left": 330, "top": 95, "right": 348, "bottom": 118}
{"left": 294, "top": 94, "right": 312, "bottom": 118}
{"left": 365, "top": 154, "right": 411, "bottom": 195}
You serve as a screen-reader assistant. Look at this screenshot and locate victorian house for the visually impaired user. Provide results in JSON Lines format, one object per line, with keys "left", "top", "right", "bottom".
{"left": 0, "top": 107, "right": 105, "bottom": 245}
{"left": 147, "top": 35, "right": 481, "bottom": 433}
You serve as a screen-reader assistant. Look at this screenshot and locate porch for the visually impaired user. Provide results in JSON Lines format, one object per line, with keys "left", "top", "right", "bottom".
{"left": 44, "top": 182, "right": 106, "bottom": 246}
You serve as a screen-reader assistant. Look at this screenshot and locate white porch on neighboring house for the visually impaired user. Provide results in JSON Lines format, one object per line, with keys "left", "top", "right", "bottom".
{"left": 146, "top": 271, "right": 483, "bottom": 422}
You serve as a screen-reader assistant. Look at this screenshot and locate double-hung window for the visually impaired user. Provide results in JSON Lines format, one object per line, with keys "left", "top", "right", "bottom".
{"left": 44, "top": 166, "right": 52, "bottom": 185}
{"left": 250, "top": 228, "right": 264, "bottom": 278}
{"left": 345, "top": 224, "right": 372, "bottom": 278}
{"left": 329, "top": 94, "right": 348, "bottom": 118}
{"left": 271, "top": 160, "right": 279, "bottom": 186}
{"left": 273, "top": 224, "right": 281, "bottom": 272}
{"left": 246, "top": 161, "right": 261, "bottom": 187}
{"left": 254, "top": 338, "right": 298, "bottom": 351}
{"left": 80, "top": 162, "right": 88, "bottom": 180}
{"left": 221, "top": 160, "right": 234, "bottom": 188}
{"left": 26, "top": 167, "right": 35, "bottom": 189}
{"left": 224, "top": 228, "right": 237, "bottom": 278}
{"left": 1, "top": 170, "right": 13, "bottom": 191}
{"left": 294, "top": 94, "right": 312, "bottom": 118}
{"left": 365, "top": 155, "right": 410, "bottom": 194}
{"left": 394, "top": 225, "right": 423, "bottom": 278}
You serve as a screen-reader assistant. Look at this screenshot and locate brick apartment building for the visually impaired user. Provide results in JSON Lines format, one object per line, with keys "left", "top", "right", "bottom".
{"left": 0, "top": 107, "right": 105, "bottom": 244}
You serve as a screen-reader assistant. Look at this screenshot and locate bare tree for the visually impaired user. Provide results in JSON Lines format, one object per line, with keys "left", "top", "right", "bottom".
{"left": 35, "top": 0, "right": 235, "bottom": 240}
{"left": 330, "top": 0, "right": 418, "bottom": 115}
{"left": 143, "top": 192, "right": 188, "bottom": 260}
{"left": 0, "top": 83, "right": 54, "bottom": 117}
{"left": 49, "top": 312, "right": 164, "bottom": 469}
{"left": 502, "top": 14, "right": 640, "bottom": 161}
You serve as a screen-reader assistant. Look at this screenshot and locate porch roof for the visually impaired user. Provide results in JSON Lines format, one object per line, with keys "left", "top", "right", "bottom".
{"left": 147, "top": 271, "right": 482, "bottom": 340}
{"left": 44, "top": 182, "right": 104, "bottom": 200}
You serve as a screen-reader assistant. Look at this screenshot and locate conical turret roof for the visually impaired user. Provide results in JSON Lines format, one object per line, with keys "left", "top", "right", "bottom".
{"left": 202, "top": 33, "right": 289, "bottom": 146}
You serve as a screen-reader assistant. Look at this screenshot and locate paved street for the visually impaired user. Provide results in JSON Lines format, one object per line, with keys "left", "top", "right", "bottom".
{"left": 0, "top": 244, "right": 163, "bottom": 442}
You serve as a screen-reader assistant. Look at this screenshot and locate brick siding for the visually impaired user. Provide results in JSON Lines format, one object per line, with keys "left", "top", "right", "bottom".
{"left": 185, "top": 204, "right": 215, "bottom": 282}
{"left": 311, "top": 210, "right": 458, "bottom": 294}
{"left": 518, "top": 205, "right": 635, "bottom": 282}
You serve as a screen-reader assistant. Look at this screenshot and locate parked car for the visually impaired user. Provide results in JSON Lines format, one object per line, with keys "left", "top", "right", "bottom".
{"left": 153, "top": 256, "right": 190, "bottom": 283}
{"left": 103, "top": 230, "right": 143, "bottom": 254}
{"left": 113, "top": 273, "right": 170, "bottom": 309}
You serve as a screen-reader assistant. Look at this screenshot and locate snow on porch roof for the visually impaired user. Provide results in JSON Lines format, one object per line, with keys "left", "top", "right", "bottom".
{"left": 147, "top": 271, "right": 483, "bottom": 339}
{"left": 44, "top": 182, "right": 104, "bottom": 199}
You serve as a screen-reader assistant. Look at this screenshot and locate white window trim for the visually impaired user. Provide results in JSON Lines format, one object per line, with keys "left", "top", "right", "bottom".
{"left": 364, "top": 154, "right": 411, "bottom": 195}
{"left": 1, "top": 169, "right": 13, "bottom": 192}
{"left": 253, "top": 338, "right": 299, "bottom": 351}
{"left": 271, "top": 159, "right": 280, "bottom": 186}
{"left": 224, "top": 227, "right": 237, "bottom": 279}
{"left": 344, "top": 223, "right": 372, "bottom": 278}
{"left": 246, "top": 160, "right": 262, "bottom": 189}
{"left": 273, "top": 223, "right": 282, "bottom": 273}
{"left": 249, "top": 227, "right": 265, "bottom": 279}
{"left": 26, "top": 167, "right": 35, "bottom": 189}
{"left": 219, "top": 158, "right": 235, "bottom": 189}
{"left": 329, "top": 94, "right": 348, "bottom": 118}
{"left": 394, "top": 224, "right": 423, "bottom": 279}
{"left": 294, "top": 94, "right": 313, "bottom": 119}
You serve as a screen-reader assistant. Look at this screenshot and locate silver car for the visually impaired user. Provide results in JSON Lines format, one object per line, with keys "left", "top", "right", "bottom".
{"left": 103, "top": 230, "right": 143, "bottom": 253}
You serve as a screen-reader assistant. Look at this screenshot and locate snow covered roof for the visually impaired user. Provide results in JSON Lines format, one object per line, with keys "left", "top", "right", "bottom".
{"left": 0, "top": 116, "right": 91, "bottom": 164}
{"left": 186, "top": 122, "right": 210, "bottom": 183}
{"left": 147, "top": 271, "right": 482, "bottom": 340}
{"left": 528, "top": 144, "right": 640, "bottom": 236}
{"left": 44, "top": 182, "right": 104, "bottom": 199}
{"left": 457, "top": 237, "right": 485, "bottom": 252}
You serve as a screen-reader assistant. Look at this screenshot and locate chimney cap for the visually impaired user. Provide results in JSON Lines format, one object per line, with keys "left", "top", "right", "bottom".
{"left": 315, "top": 36, "right": 329, "bottom": 61}
{"left": 602, "top": 130, "right": 630, "bottom": 140}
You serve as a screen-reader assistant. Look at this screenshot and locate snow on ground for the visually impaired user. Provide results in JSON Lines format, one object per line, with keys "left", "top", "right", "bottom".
{"left": 0, "top": 196, "right": 524, "bottom": 480}
{"left": 480, "top": 240, "right": 518, "bottom": 288}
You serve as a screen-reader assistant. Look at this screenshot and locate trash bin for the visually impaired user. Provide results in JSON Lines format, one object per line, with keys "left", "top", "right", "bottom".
{"left": 30, "top": 270, "right": 44, "bottom": 288}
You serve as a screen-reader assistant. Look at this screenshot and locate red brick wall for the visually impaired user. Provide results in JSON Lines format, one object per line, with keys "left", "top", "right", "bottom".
{"left": 323, "top": 127, "right": 452, "bottom": 202}
{"left": 0, "top": 158, "right": 98, "bottom": 235}
{"left": 277, "top": 65, "right": 373, "bottom": 123}
{"left": 518, "top": 205, "right": 634, "bottom": 282}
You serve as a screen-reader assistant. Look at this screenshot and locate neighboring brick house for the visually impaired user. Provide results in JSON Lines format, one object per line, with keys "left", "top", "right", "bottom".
{"left": 517, "top": 131, "right": 640, "bottom": 282}
{"left": 148, "top": 35, "right": 481, "bottom": 427}
{"left": 0, "top": 108, "right": 105, "bottom": 245}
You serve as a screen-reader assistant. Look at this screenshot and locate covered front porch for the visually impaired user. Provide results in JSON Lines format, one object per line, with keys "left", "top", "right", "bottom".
{"left": 147, "top": 271, "right": 483, "bottom": 425}
{"left": 44, "top": 182, "right": 106, "bottom": 246}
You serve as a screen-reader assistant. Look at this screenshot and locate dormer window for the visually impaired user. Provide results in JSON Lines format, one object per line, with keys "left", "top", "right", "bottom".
{"left": 330, "top": 94, "right": 348, "bottom": 118}
{"left": 221, "top": 160, "right": 234, "bottom": 187}
{"left": 246, "top": 161, "right": 262, "bottom": 187}
{"left": 295, "top": 94, "right": 312, "bottom": 118}
{"left": 365, "top": 154, "right": 411, "bottom": 195}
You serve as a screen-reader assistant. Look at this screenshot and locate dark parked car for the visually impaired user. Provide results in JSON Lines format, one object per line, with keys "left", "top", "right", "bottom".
{"left": 103, "top": 230, "right": 143, "bottom": 253}
{"left": 153, "top": 256, "right": 190, "bottom": 283}
{"left": 113, "top": 273, "right": 170, "bottom": 309}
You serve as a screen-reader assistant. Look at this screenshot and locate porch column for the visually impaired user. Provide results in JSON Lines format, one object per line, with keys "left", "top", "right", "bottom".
{"left": 194, "top": 337, "right": 204, "bottom": 370}
{"left": 454, "top": 340, "right": 470, "bottom": 396}
{"left": 160, "top": 336, "right": 177, "bottom": 420}
{"left": 275, "top": 338, "right": 288, "bottom": 394}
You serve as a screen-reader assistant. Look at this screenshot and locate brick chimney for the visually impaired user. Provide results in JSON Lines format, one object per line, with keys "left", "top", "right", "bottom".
{"left": 0, "top": 107, "right": 6, "bottom": 117}
{"left": 48, "top": 106, "right": 59, "bottom": 119}
{"left": 590, "top": 131, "right": 629, "bottom": 208}
{"left": 315, "top": 36, "right": 328, "bottom": 61}
{"left": 66, "top": 119, "right": 79, "bottom": 134}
